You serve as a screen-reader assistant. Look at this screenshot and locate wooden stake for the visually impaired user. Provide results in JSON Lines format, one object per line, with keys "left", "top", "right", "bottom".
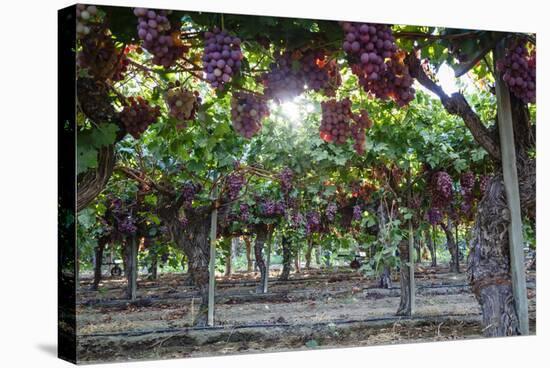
{"left": 494, "top": 42, "right": 529, "bottom": 335}
{"left": 263, "top": 232, "right": 272, "bottom": 293}
{"left": 407, "top": 168, "right": 415, "bottom": 315}
{"left": 207, "top": 187, "right": 218, "bottom": 327}
{"left": 129, "top": 236, "right": 137, "bottom": 301}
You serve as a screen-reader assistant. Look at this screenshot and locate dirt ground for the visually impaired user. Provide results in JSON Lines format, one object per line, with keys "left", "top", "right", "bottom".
{"left": 75, "top": 265, "right": 537, "bottom": 363}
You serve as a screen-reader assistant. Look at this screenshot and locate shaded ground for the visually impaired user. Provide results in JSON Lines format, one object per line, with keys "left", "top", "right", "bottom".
{"left": 76, "top": 265, "right": 536, "bottom": 363}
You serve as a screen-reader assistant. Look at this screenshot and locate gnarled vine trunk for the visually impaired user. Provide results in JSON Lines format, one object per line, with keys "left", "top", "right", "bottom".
{"left": 305, "top": 238, "right": 314, "bottom": 269}
{"left": 91, "top": 238, "right": 107, "bottom": 290}
{"left": 441, "top": 219, "right": 459, "bottom": 273}
{"left": 253, "top": 225, "right": 268, "bottom": 293}
{"left": 244, "top": 236, "right": 253, "bottom": 272}
{"left": 396, "top": 240, "right": 411, "bottom": 316}
{"left": 279, "top": 235, "right": 292, "bottom": 281}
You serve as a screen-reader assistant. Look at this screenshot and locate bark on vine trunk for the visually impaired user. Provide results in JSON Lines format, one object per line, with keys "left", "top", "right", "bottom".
{"left": 150, "top": 252, "right": 158, "bottom": 280}
{"left": 77, "top": 145, "right": 116, "bottom": 212}
{"left": 91, "top": 239, "right": 107, "bottom": 290}
{"left": 426, "top": 227, "right": 437, "bottom": 267}
{"left": 305, "top": 238, "right": 314, "bottom": 269}
{"left": 294, "top": 248, "right": 301, "bottom": 274}
{"left": 441, "top": 219, "right": 459, "bottom": 273}
{"left": 253, "top": 225, "right": 268, "bottom": 293}
{"left": 279, "top": 235, "right": 291, "bottom": 281}
{"left": 379, "top": 266, "right": 392, "bottom": 289}
{"left": 315, "top": 245, "right": 322, "bottom": 266}
{"left": 244, "top": 237, "right": 253, "bottom": 272}
{"left": 396, "top": 240, "right": 411, "bottom": 316}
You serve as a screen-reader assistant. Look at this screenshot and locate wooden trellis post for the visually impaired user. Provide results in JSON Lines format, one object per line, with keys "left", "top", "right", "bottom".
{"left": 494, "top": 42, "right": 529, "bottom": 335}
{"left": 263, "top": 232, "right": 272, "bottom": 293}
{"left": 407, "top": 168, "right": 415, "bottom": 315}
{"left": 207, "top": 186, "right": 218, "bottom": 327}
{"left": 128, "top": 236, "right": 137, "bottom": 301}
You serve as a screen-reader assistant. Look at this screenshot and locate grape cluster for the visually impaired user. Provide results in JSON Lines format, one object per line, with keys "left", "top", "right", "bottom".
{"left": 301, "top": 49, "right": 342, "bottom": 97}
{"left": 230, "top": 92, "right": 270, "bottom": 138}
{"left": 305, "top": 211, "right": 321, "bottom": 235}
{"left": 290, "top": 211, "right": 305, "bottom": 229}
{"left": 164, "top": 82, "right": 201, "bottom": 127}
{"left": 118, "top": 216, "right": 138, "bottom": 234}
{"left": 352, "top": 205, "right": 362, "bottom": 221}
{"left": 76, "top": 4, "right": 98, "bottom": 38}
{"left": 319, "top": 98, "right": 353, "bottom": 144}
{"left": 225, "top": 172, "right": 246, "bottom": 201}
{"left": 261, "top": 51, "right": 304, "bottom": 103}
{"left": 351, "top": 109, "right": 372, "bottom": 154}
{"left": 134, "top": 8, "right": 187, "bottom": 67}
{"left": 239, "top": 203, "right": 250, "bottom": 222}
{"left": 426, "top": 208, "right": 443, "bottom": 225}
{"left": 181, "top": 182, "right": 198, "bottom": 209}
{"left": 478, "top": 175, "right": 491, "bottom": 196}
{"left": 202, "top": 27, "right": 243, "bottom": 91}
{"left": 325, "top": 202, "right": 337, "bottom": 222}
{"left": 261, "top": 199, "right": 286, "bottom": 217}
{"left": 430, "top": 171, "right": 453, "bottom": 208}
{"left": 119, "top": 97, "right": 161, "bottom": 138}
{"left": 107, "top": 197, "right": 138, "bottom": 235}
{"left": 78, "top": 28, "right": 127, "bottom": 81}
{"left": 341, "top": 22, "right": 415, "bottom": 106}
{"left": 496, "top": 40, "right": 536, "bottom": 104}
{"left": 278, "top": 167, "right": 294, "bottom": 194}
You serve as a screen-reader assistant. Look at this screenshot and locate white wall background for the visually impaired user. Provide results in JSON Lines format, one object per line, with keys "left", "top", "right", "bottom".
{"left": 0, "top": 0, "right": 547, "bottom": 367}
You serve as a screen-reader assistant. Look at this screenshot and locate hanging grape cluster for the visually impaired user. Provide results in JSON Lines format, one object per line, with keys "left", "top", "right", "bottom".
{"left": 278, "top": 167, "right": 294, "bottom": 194}
{"left": 260, "top": 199, "right": 286, "bottom": 217}
{"left": 290, "top": 211, "right": 305, "bottom": 229}
{"left": 261, "top": 51, "right": 305, "bottom": 103}
{"left": 164, "top": 81, "right": 201, "bottom": 128}
{"left": 352, "top": 205, "right": 362, "bottom": 221}
{"left": 181, "top": 182, "right": 199, "bottom": 209}
{"left": 325, "top": 202, "right": 338, "bottom": 222}
{"left": 202, "top": 27, "right": 243, "bottom": 91}
{"left": 478, "top": 175, "right": 492, "bottom": 197}
{"left": 239, "top": 203, "right": 250, "bottom": 222}
{"left": 429, "top": 171, "right": 453, "bottom": 208}
{"left": 496, "top": 40, "right": 536, "bottom": 104}
{"left": 78, "top": 27, "right": 129, "bottom": 82}
{"left": 305, "top": 211, "right": 321, "bottom": 235}
{"left": 134, "top": 8, "right": 187, "bottom": 67}
{"left": 225, "top": 172, "right": 246, "bottom": 201}
{"left": 300, "top": 49, "right": 342, "bottom": 97}
{"left": 426, "top": 208, "right": 443, "bottom": 225}
{"left": 119, "top": 97, "right": 161, "bottom": 138}
{"left": 107, "top": 198, "right": 138, "bottom": 235}
{"left": 319, "top": 98, "right": 353, "bottom": 144}
{"left": 351, "top": 109, "right": 372, "bottom": 154}
{"left": 341, "top": 22, "right": 415, "bottom": 106}
{"left": 76, "top": 4, "right": 99, "bottom": 38}
{"left": 230, "top": 92, "right": 270, "bottom": 138}
{"left": 459, "top": 171, "right": 475, "bottom": 217}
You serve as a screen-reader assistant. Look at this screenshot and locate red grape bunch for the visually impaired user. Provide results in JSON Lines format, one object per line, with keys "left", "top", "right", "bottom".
{"left": 133, "top": 8, "right": 187, "bottom": 67}
{"left": 261, "top": 51, "right": 305, "bottom": 103}
{"left": 278, "top": 167, "right": 294, "bottom": 194}
{"left": 426, "top": 208, "right": 443, "bottom": 225}
{"left": 326, "top": 202, "right": 338, "bottom": 222}
{"left": 260, "top": 199, "right": 286, "bottom": 217}
{"left": 319, "top": 98, "right": 354, "bottom": 144}
{"left": 119, "top": 97, "right": 161, "bottom": 138}
{"left": 429, "top": 171, "right": 453, "bottom": 209}
{"left": 459, "top": 171, "right": 475, "bottom": 217}
{"left": 164, "top": 82, "right": 201, "bottom": 127}
{"left": 341, "top": 22, "right": 396, "bottom": 79}
{"left": 78, "top": 28, "right": 129, "bottom": 82}
{"left": 478, "top": 175, "right": 492, "bottom": 196}
{"left": 225, "top": 172, "right": 246, "bottom": 201}
{"left": 301, "top": 49, "right": 342, "bottom": 97}
{"left": 239, "top": 203, "right": 250, "bottom": 222}
{"left": 352, "top": 205, "right": 362, "bottom": 221}
{"left": 496, "top": 40, "right": 536, "bottom": 104}
{"left": 351, "top": 109, "right": 372, "bottom": 155}
{"left": 230, "top": 92, "right": 270, "bottom": 138}
{"left": 305, "top": 211, "right": 321, "bottom": 235}
{"left": 341, "top": 22, "right": 415, "bottom": 106}
{"left": 202, "top": 27, "right": 243, "bottom": 91}
{"left": 181, "top": 182, "right": 199, "bottom": 209}
{"left": 76, "top": 4, "right": 98, "bottom": 38}
{"left": 361, "top": 51, "right": 415, "bottom": 106}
